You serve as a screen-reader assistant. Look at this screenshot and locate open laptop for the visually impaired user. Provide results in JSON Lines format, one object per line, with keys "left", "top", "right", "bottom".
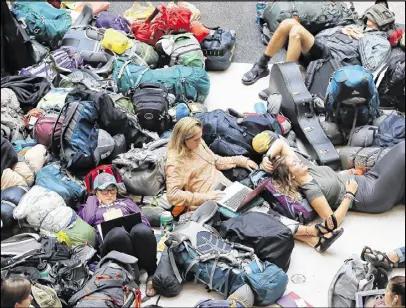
{"left": 97, "top": 213, "right": 142, "bottom": 241}
{"left": 217, "top": 180, "right": 269, "bottom": 213}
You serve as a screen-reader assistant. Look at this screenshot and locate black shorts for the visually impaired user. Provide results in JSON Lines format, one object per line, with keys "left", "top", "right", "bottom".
{"left": 300, "top": 40, "right": 331, "bottom": 66}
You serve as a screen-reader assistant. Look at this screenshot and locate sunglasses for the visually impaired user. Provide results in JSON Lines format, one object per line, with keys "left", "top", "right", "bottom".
{"left": 97, "top": 188, "right": 118, "bottom": 195}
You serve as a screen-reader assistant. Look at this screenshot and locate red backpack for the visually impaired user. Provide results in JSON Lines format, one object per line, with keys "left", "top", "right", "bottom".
{"left": 84, "top": 165, "right": 123, "bottom": 193}
{"left": 131, "top": 4, "right": 192, "bottom": 46}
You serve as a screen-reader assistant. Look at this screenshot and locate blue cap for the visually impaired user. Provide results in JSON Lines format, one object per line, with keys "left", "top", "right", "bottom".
{"left": 93, "top": 173, "right": 118, "bottom": 190}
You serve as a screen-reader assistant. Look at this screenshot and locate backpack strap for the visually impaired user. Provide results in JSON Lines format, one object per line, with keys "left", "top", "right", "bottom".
{"left": 50, "top": 102, "right": 69, "bottom": 157}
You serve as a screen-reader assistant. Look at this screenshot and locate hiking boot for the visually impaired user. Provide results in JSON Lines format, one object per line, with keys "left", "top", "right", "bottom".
{"left": 241, "top": 63, "right": 270, "bottom": 85}
{"left": 258, "top": 88, "right": 271, "bottom": 101}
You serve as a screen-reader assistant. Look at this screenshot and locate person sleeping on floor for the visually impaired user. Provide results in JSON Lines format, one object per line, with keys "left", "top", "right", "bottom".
{"left": 165, "top": 117, "right": 345, "bottom": 253}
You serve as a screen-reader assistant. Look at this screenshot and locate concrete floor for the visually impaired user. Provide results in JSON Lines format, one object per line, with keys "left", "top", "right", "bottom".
{"left": 141, "top": 63, "right": 406, "bottom": 307}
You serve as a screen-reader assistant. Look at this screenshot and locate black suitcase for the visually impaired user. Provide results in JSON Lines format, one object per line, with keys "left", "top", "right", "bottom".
{"left": 268, "top": 62, "right": 341, "bottom": 170}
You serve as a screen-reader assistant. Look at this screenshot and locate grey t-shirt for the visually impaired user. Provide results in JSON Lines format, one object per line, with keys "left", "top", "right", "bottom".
{"left": 301, "top": 165, "right": 351, "bottom": 207}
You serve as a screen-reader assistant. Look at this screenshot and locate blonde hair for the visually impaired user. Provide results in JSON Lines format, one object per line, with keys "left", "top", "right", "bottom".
{"left": 168, "top": 117, "right": 202, "bottom": 157}
{"left": 271, "top": 155, "right": 302, "bottom": 201}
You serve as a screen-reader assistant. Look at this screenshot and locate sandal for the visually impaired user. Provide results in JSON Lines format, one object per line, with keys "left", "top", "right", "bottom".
{"left": 360, "top": 246, "right": 373, "bottom": 261}
{"left": 258, "top": 88, "right": 271, "bottom": 101}
{"left": 241, "top": 63, "right": 270, "bottom": 85}
{"left": 315, "top": 214, "right": 338, "bottom": 235}
{"left": 364, "top": 250, "right": 398, "bottom": 271}
{"left": 314, "top": 228, "right": 344, "bottom": 253}
{"left": 145, "top": 276, "right": 157, "bottom": 297}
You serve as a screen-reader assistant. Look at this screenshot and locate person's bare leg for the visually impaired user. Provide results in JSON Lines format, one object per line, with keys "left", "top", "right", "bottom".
{"left": 286, "top": 24, "right": 316, "bottom": 62}
{"left": 264, "top": 18, "right": 301, "bottom": 57}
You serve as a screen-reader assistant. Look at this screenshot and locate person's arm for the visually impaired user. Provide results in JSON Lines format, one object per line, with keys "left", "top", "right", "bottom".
{"left": 77, "top": 198, "right": 96, "bottom": 226}
{"left": 165, "top": 165, "right": 211, "bottom": 207}
{"left": 201, "top": 140, "right": 249, "bottom": 170}
{"left": 265, "top": 138, "right": 296, "bottom": 160}
{"left": 310, "top": 196, "right": 351, "bottom": 226}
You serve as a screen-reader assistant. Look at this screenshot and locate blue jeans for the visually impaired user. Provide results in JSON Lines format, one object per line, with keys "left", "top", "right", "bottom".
{"left": 395, "top": 246, "right": 405, "bottom": 268}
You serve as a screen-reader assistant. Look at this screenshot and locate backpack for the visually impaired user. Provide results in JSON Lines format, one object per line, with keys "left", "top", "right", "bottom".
{"left": 53, "top": 95, "right": 99, "bottom": 173}
{"left": 68, "top": 251, "right": 141, "bottom": 308}
{"left": 361, "top": 3, "right": 395, "bottom": 32}
{"left": 377, "top": 53, "right": 405, "bottom": 111}
{"left": 18, "top": 47, "right": 84, "bottom": 82}
{"left": 11, "top": 1, "right": 72, "bottom": 49}
{"left": 35, "top": 162, "right": 86, "bottom": 209}
{"left": 195, "top": 110, "right": 281, "bottom": 160}
{"left": 95, "top": 11, "right": 130, "bottom": 33}
{"left": 112, "top": 58, "right": 210, "bottom": 103}
{"left": 34, "top": 112, "right": 64, "bottom": 148}
{"left": 373, "top": 114, "right": 405, "bottom": 148}
{"left": 166, "top": 220, "right": 288, "bottom": 306}
{"left": 305, "top": 58, "right": 343, "bottom": 100}
{"left": 59, "top": 69, "right": 112, "bottom": 92}
{"left": 84, "top": 164, "right": 123, "bottom": 193}
{"left": 359, "top": 31, "right": 392, "bottom": 75}
{"left": 121, "top": 41, "right": 160, "bottom": 68}
{"left": 131, "top": 4, "right": 192, "bottom": 46}
{"left": 156, "top": 33, "right": 205, "bottom": 68}
{"left": 200, "top": 28, "right": 236, "bottom": 71}
{"left": 37, "top": 88, "right": 72, "bottom": 112}
{"left": 261, "top": 1, "right": 357, "bottom": 35}
{"left": 325, "top": 65, "right": 381, "bottom": 144}
{"left": 328, "top": 255, "right": 388, "bottom": 307}
{"left": 132, "top": 83, "right": 172, "bottom": 134}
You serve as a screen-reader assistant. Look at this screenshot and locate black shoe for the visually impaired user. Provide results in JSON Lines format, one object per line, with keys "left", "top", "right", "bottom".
{"left": 242, "top": 63, "right": 270, "bottom": 85}
{"left": 258, "top": 88, "right": 271, "bottom": 101}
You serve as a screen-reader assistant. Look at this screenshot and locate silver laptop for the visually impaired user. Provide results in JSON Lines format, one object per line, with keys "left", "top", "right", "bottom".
{"left": 217, "top": 182, "right": 254, "bottom": 212}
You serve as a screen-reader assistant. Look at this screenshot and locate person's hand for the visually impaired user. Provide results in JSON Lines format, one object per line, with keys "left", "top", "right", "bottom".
{"left": 206, "top": 190, "right": 226, "bottom": 201}
{"left": 261, "top": 156, "right": 273, "bottom": 173}
{"left": 246, "top": 159, "right": 259, "bottom": 172}
{"left": 345, "top": 179, "right": 358, "bottom": 194}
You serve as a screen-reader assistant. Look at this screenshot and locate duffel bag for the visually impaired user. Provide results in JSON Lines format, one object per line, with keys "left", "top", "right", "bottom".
{"left": 112, "top": 58, "right": 210, "bottom": 103}
{"left": 201, "top": 28, "right": 236, "bottom": 71}
{"left": 261, "top": 1, "right": 357, "bottom": 35}
{"left": 34, "top": 112, "right": 64, "bottom": 148}
{"left": 122, "top": 40, "right": 159, "bottom": 68}
{"left": 339, "top": 146, "right": 391, "bottom": 172}
{"left": 1, "top": 186, "right": 28, "bottom": 231}
{"left": 36, "top": 88, "right": 72, "bottom": 112}
{"left": 35, "top": 162, "right": 86, "bottom": 209}
{"left": 348, "top": 125, "right": 377, "bottom": 147}
{"left": 373, "top": 114, "right": 405, "bottom": 148}
{"left": 152, "top": 249, "right": 183, "bottom": 297}
{"left": 95, "top": 11, "right": 130, "bottom": 33}
{"left": 101, "top": 28, "right": 133, "bottom": 55}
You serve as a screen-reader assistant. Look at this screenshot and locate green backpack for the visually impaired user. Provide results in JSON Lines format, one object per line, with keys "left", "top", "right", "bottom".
{"left": 12, "top": 1, "right": 72, "bottom": 49}
{"left": 112, "top": 57, "right": 210, "bottom": 103}
{"left": 122, "top": 40, "right": 159, "bottom": 68}
{"left": 157, "top": 33, "right": 205, "bottom": 68}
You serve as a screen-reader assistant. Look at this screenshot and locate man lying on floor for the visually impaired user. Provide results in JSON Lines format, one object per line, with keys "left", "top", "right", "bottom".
{"left": 165, "top": 117, "right": 345, "bottom": 253}
{"left": 242, "top": 1, "right": 401, "bottom": 99}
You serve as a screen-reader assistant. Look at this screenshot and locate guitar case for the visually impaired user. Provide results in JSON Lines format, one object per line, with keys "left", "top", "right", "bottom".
{"left": 268, "top": 62, "right": 340, "bottom": 170}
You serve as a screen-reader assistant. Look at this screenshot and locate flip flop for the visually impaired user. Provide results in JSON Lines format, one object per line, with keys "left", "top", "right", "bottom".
{"left": 242, "top": 63, "right": 270, "bottom": 85}
{"left": 314, "top": 228, "right": 344, "bottom": 253}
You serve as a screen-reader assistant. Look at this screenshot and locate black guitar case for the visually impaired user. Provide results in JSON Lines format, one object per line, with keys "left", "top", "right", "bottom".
{"left": 268, "top": 62, "right": 340, "bottom": 170}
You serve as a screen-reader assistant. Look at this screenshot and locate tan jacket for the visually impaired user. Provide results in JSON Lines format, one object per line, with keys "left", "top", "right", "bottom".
{"left": 165, "top": 141, "right": 249, "bottom": 208}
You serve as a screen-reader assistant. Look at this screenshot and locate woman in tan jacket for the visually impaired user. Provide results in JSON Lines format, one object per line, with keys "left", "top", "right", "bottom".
{"left": 166, "top": 117, "right": 259, "bottom": 216}
{"left": 166, "top": 117, "right": 344, "bottom": 253}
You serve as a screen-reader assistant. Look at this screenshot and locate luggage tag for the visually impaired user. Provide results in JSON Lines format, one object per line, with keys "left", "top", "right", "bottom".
{"left": 103, "top": 208, "right": 124, "bottom": 221}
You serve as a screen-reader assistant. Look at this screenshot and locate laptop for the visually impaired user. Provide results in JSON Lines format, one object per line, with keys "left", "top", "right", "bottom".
{"left": 97, "top": 213, "right": 142, "bottom": 241}
{"left": 217, "top": 180, "right": 269, "bottom": 212}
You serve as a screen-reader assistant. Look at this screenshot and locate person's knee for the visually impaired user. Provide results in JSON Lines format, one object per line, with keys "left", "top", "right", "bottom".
{"left": 289, "top": 24, "right": 303, "bottom": 41}
{"left": 108, "top": 227, "right": 129, "bottom": 241}
{"left": 279, "top": 18, "right": 299, "bottom": 30}
{"left": 130, "top": 223, "right": 154, "bottom": 238}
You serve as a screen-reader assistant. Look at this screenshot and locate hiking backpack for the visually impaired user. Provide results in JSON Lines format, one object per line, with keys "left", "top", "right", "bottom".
{"left": 165, "top": 220, "right": 288, "bottom": 306}
{"left": 156, "top": 33, "right": 205, "bottom": 68}
{"left": 84, "top": 164, "right": 123, "bottom": 193}
{"left": 132, "top": 83, "right": 172, "bottom": 134}
{"left": 112, "top": 58, "right": 210, "bottom": 103}
{"left": 68, "top": 251, "right": 141, "bottom": 308}
{"left": 95, "top": 11, "right": 130, "bottom": 33}
{"left": 328, "top": 255, "right": 388, "bottom": 307}
{"left": 377, "top": 53, "right": 405, "bottom": 111}
{"left": 52, "top": 94, "right": 99, "bottom": 173}
{"left": 325, "top": 65, "right": 381, "bottom": 144}
{"left": 11, "top": 1, "right": 72, "bottom": 49}
{"left": 35, "top": 162, "right": 86, "bottom": 209}
{"left": 195, "top": 109, "right": 282, "bottom": 160}
{"left": 373, "top": 114, "right": 405, "bottom": 148}
{"left": 37, "top": 88, "right": 72, "bottom": 112}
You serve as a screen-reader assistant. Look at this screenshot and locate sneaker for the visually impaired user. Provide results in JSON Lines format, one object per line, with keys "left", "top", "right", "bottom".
{"left": 242, "top": 63, "right": 270, "bottom": 85}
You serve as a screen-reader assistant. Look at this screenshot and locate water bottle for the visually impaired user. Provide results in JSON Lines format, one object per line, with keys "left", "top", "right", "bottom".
{"left": 37, "top": 261, "right": 51, "bottom": 278}
{"left": 160, "top": 211, "right": 174, "bottom": 235}
{"left": 256, "top": 2, "right": 267, "bottom": 24}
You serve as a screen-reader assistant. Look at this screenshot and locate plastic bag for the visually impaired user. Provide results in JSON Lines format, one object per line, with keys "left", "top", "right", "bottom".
{"left": 124, "top": 1, "right": 155, "bottom": 23}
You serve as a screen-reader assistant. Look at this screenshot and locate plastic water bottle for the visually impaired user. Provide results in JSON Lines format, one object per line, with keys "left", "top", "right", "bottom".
{"left": 37, "top": 261, "right": 51, "bottom": 278}
{"left": 256, "top": 2, "right": 267, "bottom": 24}
{"left": 160, "top": 211, "right": 174, "bottom": 235}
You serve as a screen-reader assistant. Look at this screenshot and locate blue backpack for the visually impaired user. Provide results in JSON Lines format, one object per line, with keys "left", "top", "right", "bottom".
{"left": 35, "top": 162, "right": 86, "bottom": 209}
{"left": 12, "top": 1, "right": 72, "bottom": 49}
{"left": 373, "top": 114, "right": 405, "bottom": 148}
{"left": 53, "top": 92, "right": 99, "bottom": 173}
{"left": 325, "top": 65, "right": 380, "bottom": 144}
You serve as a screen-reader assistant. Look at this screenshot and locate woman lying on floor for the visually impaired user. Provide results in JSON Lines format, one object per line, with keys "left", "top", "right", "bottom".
{"left": 259, "top": 132, "right": 405, "bottom": 232}
{"left": 166, "top": 117, "right": 344, "bottom": 253}
{"left": 77, "top": 173, "right": 157, "bottom": 297}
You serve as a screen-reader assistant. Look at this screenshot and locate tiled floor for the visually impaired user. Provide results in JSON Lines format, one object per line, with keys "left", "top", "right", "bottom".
{"left": 142, "top": 63, "right": 405, "bottom": 307}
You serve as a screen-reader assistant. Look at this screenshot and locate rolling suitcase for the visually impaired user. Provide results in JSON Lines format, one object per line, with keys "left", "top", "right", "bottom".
{"left": 268, "top": 62, "right": 340, "bottom": 170}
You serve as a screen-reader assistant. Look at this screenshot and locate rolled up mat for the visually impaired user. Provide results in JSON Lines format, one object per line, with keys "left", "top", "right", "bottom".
{"left": 152, "top": 249, "right": 183, "bottom": 297}
{"left": 141, "top": 206, "right": 165, "bottom": 228}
